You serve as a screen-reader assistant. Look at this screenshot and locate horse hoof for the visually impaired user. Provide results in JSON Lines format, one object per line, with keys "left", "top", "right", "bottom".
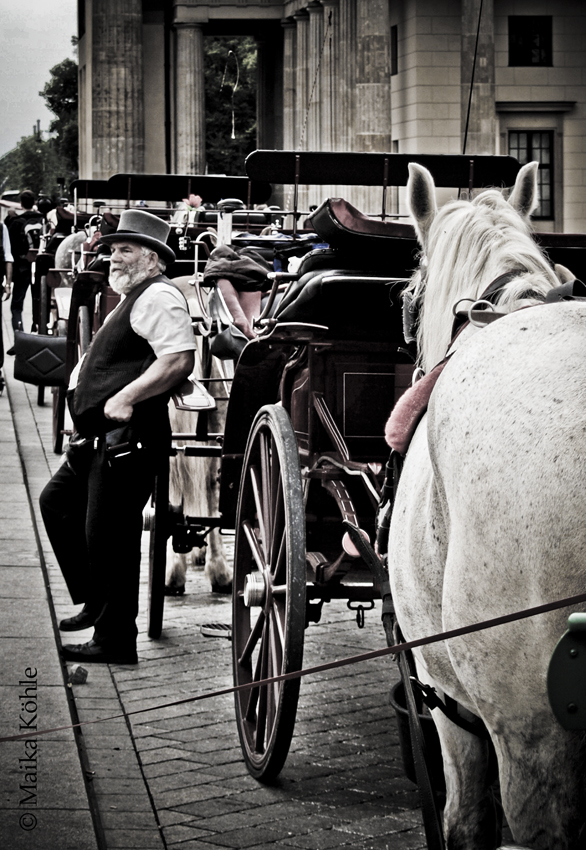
{"left": 164, "top": 584, "right": 185, "bottom": 597}
{"left": 211, "top": 581, "right": 232, "bottom": 595}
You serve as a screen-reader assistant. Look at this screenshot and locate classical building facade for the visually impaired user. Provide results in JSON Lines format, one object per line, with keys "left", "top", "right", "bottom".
{"left": 77, "top": 0, "right": 586, "bottom": 230}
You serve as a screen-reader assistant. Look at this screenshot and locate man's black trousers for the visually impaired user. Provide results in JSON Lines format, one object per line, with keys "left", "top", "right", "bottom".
{"left": 39, "top": 437, "right": 161, "bottom": 649}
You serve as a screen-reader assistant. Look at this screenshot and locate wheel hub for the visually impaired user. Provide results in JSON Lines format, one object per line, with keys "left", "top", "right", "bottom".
{"left": 243, "top": 572, "right": 266, "bottom": 607}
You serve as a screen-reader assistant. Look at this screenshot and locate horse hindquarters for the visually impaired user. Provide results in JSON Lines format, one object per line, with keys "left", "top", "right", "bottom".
{"left": 426, "top": 305, "right": 586, "bottom": 848}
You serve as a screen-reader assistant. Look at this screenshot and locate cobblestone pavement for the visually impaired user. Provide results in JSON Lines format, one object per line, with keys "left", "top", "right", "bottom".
{"left": 1, "top": 309, "right": 427, "bottom": 850}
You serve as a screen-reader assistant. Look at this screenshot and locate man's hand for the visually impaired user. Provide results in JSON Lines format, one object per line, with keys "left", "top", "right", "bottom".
{"left": 103, "top": 350, "right": 195, "bottom": 422}
{"left": 104, "top": 394, "right": 134, "bottom": 422}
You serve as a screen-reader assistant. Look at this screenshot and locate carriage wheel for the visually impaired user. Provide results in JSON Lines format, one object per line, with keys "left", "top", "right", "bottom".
{"left": 52, "top": 320, "right": 68, "bottom": 454}
{"left": 147, "top": 452, "right": 170, "bottom": 639}
{"left": 35, "top": 276, "right": 52, "bottom": 406}
{"left": 52, "top": 387, "right": 66, "bottom": 454}
{"left": 39, "top": 274, "right": 49, "bottom": 334}
{"left": 76, "top": 305, "right": 91, "bottom": 357}
{"left": 232, "top": 404, "right": 306, "bottom": 782}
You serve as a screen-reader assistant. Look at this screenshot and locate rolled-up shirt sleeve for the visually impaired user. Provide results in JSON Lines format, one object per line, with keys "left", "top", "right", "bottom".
{"left": 130, "top": 283, "right": 196, "bottom": 358}
{"left": 2, "top": 223, "right": 14, "bottom": 263}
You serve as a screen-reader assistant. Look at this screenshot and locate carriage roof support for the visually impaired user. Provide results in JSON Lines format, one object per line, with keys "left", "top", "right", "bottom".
{"left": 245, "top": 150, "right": 522, "bottom": 226}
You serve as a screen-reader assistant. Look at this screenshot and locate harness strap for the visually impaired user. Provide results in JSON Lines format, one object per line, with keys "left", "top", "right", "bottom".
{"left": 544, "top": 278, "right": 586, "bottom": 302}
{"left": 410, "top": 677, "right": 490, "bottom": 739}
{"left": 396, "top": 627, "right": 446, "bottom": 850}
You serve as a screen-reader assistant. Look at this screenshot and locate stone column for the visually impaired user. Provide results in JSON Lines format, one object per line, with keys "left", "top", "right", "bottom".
{"left": 174, "top": 22, "right": 206, "bottom": 174}
{"left": 354, "top": 0, "right": 391, "bottom": 153}
{"left": 461, "top": 0, "right": 495, "bottom": 155}
{"left": 91, "top": 0, "right": 144, "bottom": 179}
{"left": 256, "top": 29, "right": 284, "bottom": 152}
{"left": 307, "top": 2, "right": 324, "bottom": 151}
{"left": 294, "top": 9, "right": 309, "bottom": 150}
{"left": 321, "top": 0, "right": 340, "bottom": 151}
{"left": 338, "top": 0, "right": 356, "bottom": 154}
{"left": 282, "top": 18, "right": 297, "bottom": 151}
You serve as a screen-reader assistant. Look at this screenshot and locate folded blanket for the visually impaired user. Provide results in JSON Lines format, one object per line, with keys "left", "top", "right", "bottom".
{"left": 203, "top": 244, "right": 272, "bottom": 292}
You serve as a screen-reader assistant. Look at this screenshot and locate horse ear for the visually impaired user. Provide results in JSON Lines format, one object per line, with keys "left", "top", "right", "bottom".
{"left": 508, "top": 161, "right": 539, "bottom": 218}
{"left": 407, "top": 163, "right": 438, "bottom": 246}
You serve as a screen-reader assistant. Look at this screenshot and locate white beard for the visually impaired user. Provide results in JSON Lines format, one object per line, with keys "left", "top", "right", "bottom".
{"left": 109, "top": 257, "right": 150, "bottom": 295}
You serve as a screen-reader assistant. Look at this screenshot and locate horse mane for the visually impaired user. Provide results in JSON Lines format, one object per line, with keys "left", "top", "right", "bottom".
{"left": 409, "top": 188, "right": 560, "bottom": 373}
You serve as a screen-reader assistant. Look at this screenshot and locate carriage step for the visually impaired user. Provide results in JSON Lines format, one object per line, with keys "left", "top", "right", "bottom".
{"left": 200, "top": 622, "right": 232, "bottom": 640}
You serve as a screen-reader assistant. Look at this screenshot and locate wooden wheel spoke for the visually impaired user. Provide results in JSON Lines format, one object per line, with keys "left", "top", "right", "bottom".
{"left": 272, "top": 528, "right": 287, "bottom": 582}
{"left": 260, "top": 430, "right": 273, "bottom": 547}
{"left": 269, "top": 474, "right": 284, "bottom": 567}
{"left": 238, "top": 609, "right": 265, "bottom": 667}
{"left": 242, "top": 521, "right": 268, "bottom": 573}
{"left": 265, "top": 612, "right": 281, "bottom": 736}
{"left": 255, "top": 626, "right": 270, "bottom": 752}
{"left": 271, "top": 597, "right": 286, "bottom": 651}
{"left": 249, "top": 465, "right": 268, "bottom": 555}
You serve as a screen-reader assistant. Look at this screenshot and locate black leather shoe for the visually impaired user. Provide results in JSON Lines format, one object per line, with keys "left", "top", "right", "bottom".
{"left": 62, "top": 639, "right": 138, "bottom": 665}
{"left": 59, "top": 604, "right": 98, "bottom": 632}
{"left": 6, "top": 346, "right": 15, "bottom": 356}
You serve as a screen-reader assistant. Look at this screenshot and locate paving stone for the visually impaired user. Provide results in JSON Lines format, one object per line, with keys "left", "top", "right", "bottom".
{"left": 101, "top": 828, "right": 164, "bottom": 849}
{"left": 0, "top": 808, "right": 97, "bottom": 850}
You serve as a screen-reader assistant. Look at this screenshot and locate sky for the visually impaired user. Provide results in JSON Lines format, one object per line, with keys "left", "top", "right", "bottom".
{"left": 0, "top": 0, "right": 77, "bottom": 158}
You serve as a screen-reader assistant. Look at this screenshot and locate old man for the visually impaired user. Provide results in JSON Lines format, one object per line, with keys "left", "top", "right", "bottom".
{"left": 40, "top": 210, "right": 195, "bottom": 664}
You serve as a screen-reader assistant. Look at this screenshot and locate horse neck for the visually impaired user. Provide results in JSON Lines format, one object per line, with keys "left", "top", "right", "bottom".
{"left": 418, "top": 250, "right": 509, "bottom": 373}
{"left": 416, "top": 195, "right": 558, "bottom": 373}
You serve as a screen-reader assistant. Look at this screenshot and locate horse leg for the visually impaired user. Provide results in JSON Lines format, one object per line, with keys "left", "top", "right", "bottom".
{"left": 493, "top": 727, "right": 586, "bottom": 850}
{"left": 202, "top": 454, "right": 232, "bottom": 591}
{"left": 164, "top": 539, "right": 187, "bottom": 595}
{"left": 204, "top": 528, "right": 232, "bottom": 591}
{"left": 430, "top": 702, "right": 500, "bottom": 850}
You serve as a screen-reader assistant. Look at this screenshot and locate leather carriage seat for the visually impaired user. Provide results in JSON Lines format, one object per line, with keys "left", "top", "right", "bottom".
{"left": 273, "top": 269, "right": 407, "bottom": 343}
{"left": 308, "top": 197, "right": 416, "bottom": 249}
{"left": 264, "top": 197, "right": 417, "bottom": 343}
{"left": 53, "top": 206, "right": 92, "bottom": 234}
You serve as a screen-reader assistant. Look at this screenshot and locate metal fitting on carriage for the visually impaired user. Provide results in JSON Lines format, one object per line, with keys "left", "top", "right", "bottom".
{"left": 347, "top": 600, "right": 374, "bottom": 629}
{"left": 243, "top": 572, "right": 265, "bottom": 607}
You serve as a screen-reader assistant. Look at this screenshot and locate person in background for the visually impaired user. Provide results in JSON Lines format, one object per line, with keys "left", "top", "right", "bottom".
{"left": 5, "top": 190, "right": 43, "bottom": 351}
{"left": 0, "top": 219, "right": 14, "bottom": 391}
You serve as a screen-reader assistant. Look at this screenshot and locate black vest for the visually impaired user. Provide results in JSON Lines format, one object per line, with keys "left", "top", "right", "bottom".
{"left": 72, "top": 274, "right": 177, "bottom": 437}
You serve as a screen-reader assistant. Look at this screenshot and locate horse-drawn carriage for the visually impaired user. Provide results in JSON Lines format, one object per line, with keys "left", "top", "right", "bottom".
{"left": 143, "top": 150, "right": 586, "bottom": 848}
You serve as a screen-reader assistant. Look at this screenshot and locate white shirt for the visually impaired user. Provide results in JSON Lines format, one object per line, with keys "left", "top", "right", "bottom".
{"left": 69, "top": 278, "right": 196, "bottom": 389}
{"left": 129, "top": 281, "right": 196, "bottom": 357}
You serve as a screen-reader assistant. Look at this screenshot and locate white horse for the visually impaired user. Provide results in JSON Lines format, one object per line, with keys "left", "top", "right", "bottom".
{"left": 165, "top": 276, "right": 232, "bottom": 594}
{"left": 388, "top": 161, "right": 586, "bottom": 848}
{"left": 54, "top": 231, "right": 86, "bottom": 285}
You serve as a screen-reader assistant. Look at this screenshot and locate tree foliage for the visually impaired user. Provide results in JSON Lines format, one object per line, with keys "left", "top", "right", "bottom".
{"left": 39, "top": 57, "right": 79, "bottom": 175}
{"left": 0, "top": 56, "right": 78, "bottom": 200}
{"left": 204, "top": 36, "right": 257, "bottom": 176}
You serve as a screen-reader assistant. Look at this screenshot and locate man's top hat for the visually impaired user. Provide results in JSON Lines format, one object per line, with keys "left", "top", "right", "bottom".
{"left": 99, "top": 209, "right": 176, "bottom": 264}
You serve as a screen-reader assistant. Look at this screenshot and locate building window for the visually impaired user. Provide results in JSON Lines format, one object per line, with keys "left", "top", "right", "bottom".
{"left": 509, "top": 131, "right": 553, "bottom": 219}
{"left": 509, "top": 17, "right": 552, "bottom": 67}
{"left": 390, "top": 25, "right": 398, "bottom": 76}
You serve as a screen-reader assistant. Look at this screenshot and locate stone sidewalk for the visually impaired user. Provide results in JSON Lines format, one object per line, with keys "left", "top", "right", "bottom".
{"left": 0, "top": 307, "right": 427, "bottom": 850}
